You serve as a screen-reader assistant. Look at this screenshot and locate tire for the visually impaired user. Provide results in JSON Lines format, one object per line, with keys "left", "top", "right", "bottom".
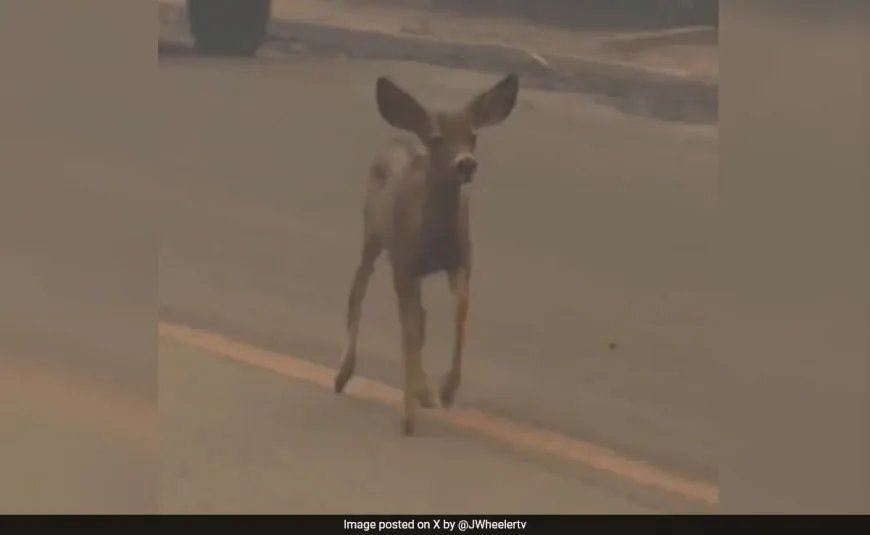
{"left": 187, "top": 0, "right": 271, "bottom": 57}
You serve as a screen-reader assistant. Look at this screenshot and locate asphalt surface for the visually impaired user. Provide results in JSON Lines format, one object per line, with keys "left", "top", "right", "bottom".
{"left": 2, "top": 21, "right": 715, "bottom": 511}
{"left": 160, "top": 337, "right": 658, "bottom": 513}
{"left": 156, "top": 47, "right": 717, "bottom": 484}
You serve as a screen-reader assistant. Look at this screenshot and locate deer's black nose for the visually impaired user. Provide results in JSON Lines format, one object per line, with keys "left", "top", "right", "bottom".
{"left": 454, "top": 157, "right": 478, "bottom": 180}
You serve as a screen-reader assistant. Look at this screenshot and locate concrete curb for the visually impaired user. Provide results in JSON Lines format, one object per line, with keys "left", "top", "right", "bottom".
{"left": 601, "top": 26, "right": 717, "bottom": 53}
{"left": 158, "top": 4, "right": 717, "bottom": 124}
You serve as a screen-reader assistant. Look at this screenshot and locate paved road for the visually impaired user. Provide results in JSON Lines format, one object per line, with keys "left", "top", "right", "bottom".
{"left": 156, "top": 48, "right": 718, "bottom": 483}
{"left": 0, "top": 3, "right": 714, "bottom": 513}
{"left": 160, "top": 337, "right": 659, "bottom": 513}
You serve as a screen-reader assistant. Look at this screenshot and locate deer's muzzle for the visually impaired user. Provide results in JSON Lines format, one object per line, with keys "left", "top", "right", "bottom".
{"left": 453, "top": 156, "right": 478, "bottom": 183}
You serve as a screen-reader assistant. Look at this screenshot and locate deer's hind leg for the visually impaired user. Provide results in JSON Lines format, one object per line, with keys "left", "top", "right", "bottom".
{"left": 334, "top": 236, "right": 381, "bottom": 394}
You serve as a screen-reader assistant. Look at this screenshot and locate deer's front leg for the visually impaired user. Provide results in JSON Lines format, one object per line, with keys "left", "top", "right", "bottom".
{"left": 442, "top": 267, "right": 469, "bottom": 407}
{"left": 394, "top": 275, "right": 434, "bottom": 436}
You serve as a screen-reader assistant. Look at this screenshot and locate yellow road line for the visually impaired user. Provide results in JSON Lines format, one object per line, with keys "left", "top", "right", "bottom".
{"left": 158, "top": 321, "right": 718, "bottom": 505}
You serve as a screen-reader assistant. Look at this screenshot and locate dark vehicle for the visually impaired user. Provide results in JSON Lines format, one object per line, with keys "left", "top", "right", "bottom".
{"left": 187, "top": 0, "right": 272, "bottom": 56}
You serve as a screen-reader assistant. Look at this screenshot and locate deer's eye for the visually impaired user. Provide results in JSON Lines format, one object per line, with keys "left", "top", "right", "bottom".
{"left": 468, "top": 133, "right": 478, "bottom": 149}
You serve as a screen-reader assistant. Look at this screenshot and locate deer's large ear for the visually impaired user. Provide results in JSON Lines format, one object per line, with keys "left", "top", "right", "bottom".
{"left": 466, "top": 73, "right": 519, "bottom": 129}
{"left": 376, "top": 77, "right": 432, "bottom": 138}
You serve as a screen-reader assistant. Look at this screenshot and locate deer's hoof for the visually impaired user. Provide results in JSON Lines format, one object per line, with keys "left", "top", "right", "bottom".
{"left": 334, "top": 358, "right": 355, "bottom": 394}
{"left": 439, "top": 375, "right": 460, "bottom": 408}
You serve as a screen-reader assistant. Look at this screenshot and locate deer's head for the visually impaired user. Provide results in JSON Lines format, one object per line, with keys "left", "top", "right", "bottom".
{"left": 375, "top": 74, "right": 519, "bottom": 185}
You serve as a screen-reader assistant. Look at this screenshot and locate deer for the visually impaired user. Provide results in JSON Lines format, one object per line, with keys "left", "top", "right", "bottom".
{"left": 333, "top": 73, "right": 520, "bottom": 436}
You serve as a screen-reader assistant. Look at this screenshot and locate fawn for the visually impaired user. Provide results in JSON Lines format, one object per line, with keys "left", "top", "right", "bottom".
{"left": 334, "top": 73, "right": 520, "bottom": 435}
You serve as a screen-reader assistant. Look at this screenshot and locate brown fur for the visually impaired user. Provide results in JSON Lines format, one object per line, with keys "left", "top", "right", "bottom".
{"left": 334, "top": 73, "right": 520, "bottom": 435}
